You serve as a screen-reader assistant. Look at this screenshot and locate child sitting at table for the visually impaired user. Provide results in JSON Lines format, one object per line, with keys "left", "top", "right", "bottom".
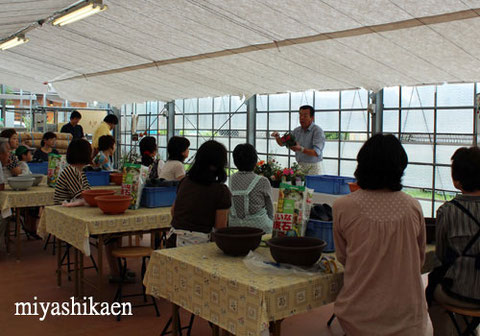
{"left": 54, "top": 139, "right": 91, "bottom": 204}
{"left": 168, "top": 140, "right": 231, "bottom": 247}
{"left": 15, "top": 145, "right": 34, "bottom": 175}
{"left": 229, "top": 143, "right": 273, "bottom": 233}
{"left": 92, "top": 135, "right": 115, "bottom": 171}
{"left": 33, "top": 132, "right": 59, "bottom": 162}
{"left": 159, "top": 136, "right": 189, "bottom": 181}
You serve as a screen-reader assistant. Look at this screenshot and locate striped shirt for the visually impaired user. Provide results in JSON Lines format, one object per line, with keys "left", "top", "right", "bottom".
{"left": 436, "top": 194, "right": 480, "bottom": 302}
{"left": 53, "top": 165, "right": 90, "bottom": 204}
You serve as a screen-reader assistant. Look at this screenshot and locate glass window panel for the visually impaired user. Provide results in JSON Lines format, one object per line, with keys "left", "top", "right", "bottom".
{"left": 339, "top": 142, "right": 362, "bottom": 160}
{"left": 269, "top": 139, "right": 289, "bottom": 155}
{"left": 269, "top": 113, "right": 290, "bottom": 131}
{"left": 383, "top": 110, "right": 399, "bottom": 133}
{"left": 323, "top": 141, "right": 339, "bottom": 158}
{"left": 184, "top": 99, "right": 197, "bottom": 113}
{"left": 159, "top": 134, "right": 167, "bottom": 147}
{"left": 231, "top": 138, "right": 246, "bottom": 150}
{"left": 339, "top": 160, "right": 356, "bottom": 177}
{"left": 418, "top": 200, "right": 433, "bottom": 217}
{"left": 256, "top": 95, "right": 268, "bottom": 111}
{"left": 291, "top": 91, "right": 313, "bottom": 109}
{"left": 436, "top": 145, "right": 463, "bottom": 165}
{"left": 214, "top": 114, "right": 229, "bottom": 130}
{"left": 258, "top": 154, "right": 267, "bottom": 162}
{"left": 186, "top": 136, "right": 198, "bottom": 150}
{"left": 214, "top": 136, "right": 229, "bottom": 150}
{"left": 315, "top": 91, "right": 339, "bottom": 110}
{"left": 199, "top": 114, "right": 212, "bottom": 129}
{"left": 401, "top": 110, "right": 434, "bottom": 133}
{"left": 136, "top": 103, "right": 146, "bottom": 114}
{"left": 256, "top": 139, "right": 268, "bottom": 154}
{"left": 269, "top": 93, "right": 290, "bottom": 111}
{"left": 199, "top": 97, "right": 213, "bottom": 113}
{"left": 437, "top": 83, "right": 474, "bottom": 107}
{"left": 437, "top": 109, "right": 474, "bottom": 134}
{"left": 158, "top": 115, "right": 167, "bottom": 129}
{"left": 316, "top": 111, "right": 338, "bottom": 131}
{"left": 231, "top": 113, "right": 246, "bottom": 130}
{"left": 321, "top": 159, "right": 338, "bottom": 176}
{"left": 214, "top": 96, "right": 229, "bottom": 113}
{"left": 290, "top": 113, "right": 300, "bottom": 129}
{"left": 174, "top": 100, "right": 184, "bottom": 113}
{"left": 174, "top": 115, "right": 183, "bottom": 130}
{"left": 158, "top": 148, "right": 167, "bottom": 161}
{"left": 231, "top": 96, "right": 247, "bottom": 112}
{"left": 271, "top": 155, "right": 289, "bottom": 168}
{"left": 341, "top": 111, "right": 368, "bottom": 131}
{"left": 435, "top": 166, "right": 455, "bottom": 192}
{"left": 341, "top": 89, "right": 367, "bottom": 109}
{"left": 125, "top": 104, "right": 133, "bottom": 115}
{"left": 384, "top": 86, "right": 400, "bottom": 108}
{"left": 403, "top": 164, "right": 433, "bottom": 189}
{"left": 256, "top": 113, "right": 268, "bottom": 130}
{"left": 401, "top": 86, "right": 435, "bottom": 108}
{"left": 184, "top": 115, "right": 196, "bottom": 130}
{"left": 404, "top": 144, "right": 433, "bottom": 164}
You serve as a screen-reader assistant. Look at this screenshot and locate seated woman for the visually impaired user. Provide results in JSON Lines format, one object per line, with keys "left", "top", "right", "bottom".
{"left": 159, "top": 136, "right": 189, "bottom": 181}
{"left": 229, "top": 143, "right": 273, "bottom": 233}
{"left": 169, "top": 140, "right": 231, "bottom": 247}
{"left": 0, "top": 129, "right": 21, "bottom": 178}
{"left": 333, "top": 134, "right": 427, "bottom": 335}
{"left": 139, "top": 136, "right": 164, "bottom": 179}
{"left": 92, "top": 135, "right": 115, "bottom": 171}
{"left": 427, "top": 147, "right": 480, "bottom": 335}
{"left": 54, "top": 139, "right": 91, "bottom": 204}
{"left": 33, "top": 132, "right": 59, "bottom": 162}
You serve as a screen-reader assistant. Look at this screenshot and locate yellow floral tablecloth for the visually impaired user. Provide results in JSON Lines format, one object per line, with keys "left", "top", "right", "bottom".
{"left": 0, "top": 184, "right": 121, "bottom": 211}
{"left": 38, "top": 205, "right": 171, "bottom": 256}
{"left": 144, "top": 244, "right": 436, "bottom": 336}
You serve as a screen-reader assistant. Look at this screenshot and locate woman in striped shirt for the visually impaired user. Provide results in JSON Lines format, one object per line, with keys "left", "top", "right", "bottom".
{"left": 54, "top": 139, "right": 91, "bottom": 204}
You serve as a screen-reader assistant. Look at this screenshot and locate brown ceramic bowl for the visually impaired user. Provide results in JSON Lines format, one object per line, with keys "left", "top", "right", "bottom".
{"left": 212, "top": 227, "right": 264, "bottom": 256}
{"left": 95, "top": 195, "right": 132, "bottom": 215}
{"left": 110, "top": 173, "right": 123, "bottom": 186}
{"left": 267, "top": 237, "right": 327, "bottom": 267}
{"left": 82, "top": 189, "right": 116, "bottom": 207}
{"left": 348, "top": 182, "right": 360, "bottom": 192}
{"left": 425, "top": 217, "right": 436, "bottom": 244}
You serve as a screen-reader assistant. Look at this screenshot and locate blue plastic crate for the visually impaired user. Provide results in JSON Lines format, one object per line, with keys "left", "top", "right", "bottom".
{"left": 28, "top": 162, "right": 48, "bottom": 175}
{"left": 305, "top": 219, "right": 335, "bottom": 252}
{"left": 85, "top": 171, "right": 111, "bottom": 186}
{"left": 305, "top": 175, "right": 355, "bottom": 194}
{"left": 141, "top": 186, "right": 177, "bottom": 208}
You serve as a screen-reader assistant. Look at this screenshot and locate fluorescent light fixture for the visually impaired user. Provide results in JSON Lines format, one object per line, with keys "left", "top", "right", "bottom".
{"left": 52, "top": 1, "right": 107, "bottom": 26}
{"left": 0, "top": 35, "right": 29, "bottom": 50}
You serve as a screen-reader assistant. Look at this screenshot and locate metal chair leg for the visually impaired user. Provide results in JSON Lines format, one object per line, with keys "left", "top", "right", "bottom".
{"left": 43, "top": 234, "right": 51, "bottom": 250}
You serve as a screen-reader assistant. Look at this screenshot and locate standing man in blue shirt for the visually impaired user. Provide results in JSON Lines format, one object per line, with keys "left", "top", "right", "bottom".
{"left": 271, "top": 105, "right": 325, "bottom": 175}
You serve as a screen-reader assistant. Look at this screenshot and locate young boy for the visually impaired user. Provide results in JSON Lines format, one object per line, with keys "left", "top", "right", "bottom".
{"left": 15, "top": 145, "right": 34, "bottom": 175}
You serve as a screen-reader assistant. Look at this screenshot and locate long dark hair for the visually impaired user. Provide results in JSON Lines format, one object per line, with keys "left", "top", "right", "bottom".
{"left": 139, "top": 136, "right": 156, "bottom": 166}
{"left": 188, "top": 140, "right": 227, "bottom": 185}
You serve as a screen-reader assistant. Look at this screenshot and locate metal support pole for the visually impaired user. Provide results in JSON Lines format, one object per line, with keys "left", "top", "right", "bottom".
{"left": 167, "top": 101, "right": 175, "bottom": 140}
{"left": 369, "top": 89, "right": 384, "bottom": 135}
{"left": 246, "top": 95, "right": 256, "bottom": 145}
{"left": 111, "top": 106, "right": 122, "bottom": 168}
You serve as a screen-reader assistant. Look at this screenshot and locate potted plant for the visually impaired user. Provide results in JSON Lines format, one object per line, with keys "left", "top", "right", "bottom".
{"left": 254, "top": 159, "right": 282, "bottom": 187}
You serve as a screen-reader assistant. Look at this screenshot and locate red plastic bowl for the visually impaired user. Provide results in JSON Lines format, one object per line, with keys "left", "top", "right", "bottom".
{"left": 82, "top": 189, "right": 116, "bottom": 207}
{"left": 95, "top": 195, "right": 132, "bottom": 215}
{"left": 110, "top": 173, "right": 123, "bottom": 186}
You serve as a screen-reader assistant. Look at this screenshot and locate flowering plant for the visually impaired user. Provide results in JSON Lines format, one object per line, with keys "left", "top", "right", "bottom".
{"left": 254, "top": 159, "right": 282, "bottom": 181}
{"left": 280, "top": 132, "right": 296, "bottom": 148}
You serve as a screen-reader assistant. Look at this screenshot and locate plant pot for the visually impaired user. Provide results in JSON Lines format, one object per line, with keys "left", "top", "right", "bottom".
{"left": 267, "top": 236, "right": 327, "bottom": 267}
{"left": 95, "top": 195, "right": 132, "bottom": 215}
{"left": 82, "top": 189, "right": 116, "bottom": 207}
{"left": 270, "top": 180, "right": 281, "bottom": 188}
{"left": 110, "top": 173, "right": 123, "bottom": 186}
{"left": 212, "top": 227, "right": 264, "bottom": 256}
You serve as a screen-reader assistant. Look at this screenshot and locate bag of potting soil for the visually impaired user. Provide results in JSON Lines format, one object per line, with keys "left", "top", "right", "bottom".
{"left": 121, "top": 163, "right": 148, "bottom": 209}
{"left": 47, "top": 153, "right": 65, "bottom": 188}
{"left": 273, "top": 183, "right": 313, "bottom": 237}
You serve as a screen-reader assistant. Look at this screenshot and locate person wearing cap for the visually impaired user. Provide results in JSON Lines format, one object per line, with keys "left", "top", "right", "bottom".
{"left": 16, "top": 145, "right": 34, "bottom": 175}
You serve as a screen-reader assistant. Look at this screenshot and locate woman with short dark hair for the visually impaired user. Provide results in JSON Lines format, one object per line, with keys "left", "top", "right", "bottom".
{"left": 54, "top": 139, "right": 91, "bottom": 204}
{"left": 229, "top": 143, "right": 273, "bottom": 233}
{"left": 427, "top": 147, "right": 480, "bottom": 335}
{"left": 333, "top": 134, "right": 427, "bottom": 335}
{"left": 33, "top": 132, "right": 59, "bottom": 162}
{"left": 159, "top": 136, "right": 190, "bottom": 181}
{"left": 169, "top": 140, "right": 231, "bottom": 246}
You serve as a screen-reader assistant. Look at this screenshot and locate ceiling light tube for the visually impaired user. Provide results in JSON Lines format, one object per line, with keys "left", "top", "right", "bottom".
{"left": 52, "top": 1, "right": 107, "bottom": 26}
{"left": 0, "top": 35, "right": 29, "bottom": 50}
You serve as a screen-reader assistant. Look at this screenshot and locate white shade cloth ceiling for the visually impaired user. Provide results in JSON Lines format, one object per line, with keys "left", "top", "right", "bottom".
{"left": 1, "top": 0, "right": 480, "bottom": 105}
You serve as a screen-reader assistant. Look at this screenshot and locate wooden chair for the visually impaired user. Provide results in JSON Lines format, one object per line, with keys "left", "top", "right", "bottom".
{"left": 442, "top": 304, "right": 480, "bottom": 336}
{"left": 111, "top": 241, "right": 159, "bottom": 321}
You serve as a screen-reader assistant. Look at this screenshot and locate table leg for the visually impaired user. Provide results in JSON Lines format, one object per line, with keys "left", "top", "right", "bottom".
{"left": 5, "top": 217, "right": 10, "bottom": 254}
{"left": 79, "top": 251, "right": 84, "bottom": 298}
{"left": 270, "top": 320, "right": 283, "bottom": 336}
{"left": 97, "top": 235, "right": 104, "bottom": 297}
{"left": 74, "top": 248, "right": 79, "bottom": 298}
{"left": 211, "top": 324, "right": 220, "bottom": 336}
{"left": 15, "top": 208, "right": 21, "bottom": 261}
{"left": 56, "top": 238, "right": 62, "bottom": 287}
{"left": 171, "top": 303, "right": 180, "bottom": 336}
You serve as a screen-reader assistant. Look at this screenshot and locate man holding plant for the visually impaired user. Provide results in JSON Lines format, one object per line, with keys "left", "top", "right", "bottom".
{"left": 271, "top": 105, "right": 325, "bottom": 175}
